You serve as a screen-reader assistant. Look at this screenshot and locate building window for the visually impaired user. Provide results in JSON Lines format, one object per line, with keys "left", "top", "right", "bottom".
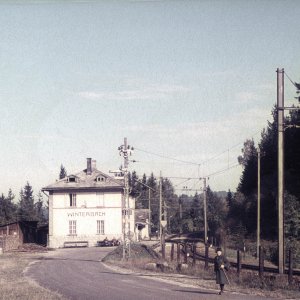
{"left": 97, "top": 220, "right": 105, "bottom": 235}
{"left": 96, "top": 176, "right": 105, "bottom": 182}
{"left": 67, "top": 176, "right": 78, "bottom": 183}
{"left": 69, "top": 220, "right": 77, "bottom": 235}
{"left": 69, "top": 194, "right": 77, "bottom": 207}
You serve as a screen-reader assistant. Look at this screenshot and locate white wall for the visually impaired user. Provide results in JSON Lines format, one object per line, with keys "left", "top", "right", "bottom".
{"left": 49, "top": 190, "right": 136, "bottom": 248}
{"left": 52, "top": 192, "right": 122, "bottom": 208}
{"left": 52, "top": 208, "right": 122, "bottom": 236}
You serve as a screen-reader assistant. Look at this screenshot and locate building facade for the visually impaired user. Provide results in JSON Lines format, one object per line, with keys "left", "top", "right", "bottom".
{"left": 43, "top": 158, "right": 135, "bottom": 248}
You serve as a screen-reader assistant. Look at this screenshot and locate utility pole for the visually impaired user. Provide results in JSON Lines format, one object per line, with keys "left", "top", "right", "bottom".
{"left": 179, "top": 197, "right": 183, "bottom": 235}
{"left": 118, "top": 137, "right": 134, "bottom": 260}
{"left": 203, "top": 177, "right": 208, "bottom": 245}
{"left": 277, "top": 68, "right": 285, "bottom": 274}
{"left": 257, "top": 147, "right": 261, "bottom": 259}
{"left": 159, "top": 171, "right": 167, "bottom": 258}
{"left": 159, "top": 171, "right": 162, "bottom": 241}
{"left": 148, "top": 188, "right": 151, "bottom": 239}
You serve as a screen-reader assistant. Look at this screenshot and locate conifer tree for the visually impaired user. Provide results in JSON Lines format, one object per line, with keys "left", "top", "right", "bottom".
{"left": 0, "top": 190, "right": 17, "bottom": 225}
{"left": 59, "top": 164, "right": 67, "bottom": 179}
{"left": 18, "top": 182, "right": 36, "bottom": 221}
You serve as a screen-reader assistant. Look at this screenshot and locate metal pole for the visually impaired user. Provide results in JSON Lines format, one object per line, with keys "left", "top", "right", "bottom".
{"left": 122, "top": 190, "right": 126, "bottom": 259}
{"left": 124, "top": 137, "right": 131, "bottom": 259}
{"left": 203, "top": 178, "right": 208, "bottom": 245}
{"left": 148, "top": 188, "right": 151, "bottom": 239}
{"left": 177, "top": 242, "right": 180, "bottom": 263}
{"left": 204, "top": 244, "right": 209, "bottom": 270}
{"left": 179, "top": 198, "right": 182, "bottom": 235}
{"left": 192, "top": 243, "right": 196, "bottom": 267}
{"left": 120, "top": 137, "right": 133, "bottom": 260}
{"left": 159, "top": 171, "right": 162, "bottom": 242}
{"left": 277, "top": 68, "right": 285, "bottom": 274}
{"left": 237, "top": 250, "right": 241, "bottom": 277}
{"left": 184, "top": 243, "right": 188, "bottom": 263}
{"left": 259, "top": 245, "right": 264, "bottom": 278}
{"left": 171, "top": 243, "right": 174, "bottom": 261}
{"left": 257, "top": 148, "right": 261, "bottom": 259}
{"left": 161, "top": 227, "right": 165, "bottom": 259}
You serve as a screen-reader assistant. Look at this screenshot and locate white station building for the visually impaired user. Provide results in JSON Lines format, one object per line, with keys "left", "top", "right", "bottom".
{"left": 42, "top": 158, "right": 135, "bottom": 248}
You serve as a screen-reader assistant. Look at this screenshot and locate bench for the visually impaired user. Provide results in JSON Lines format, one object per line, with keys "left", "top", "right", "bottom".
{"left": 64, "top": 241, "right": 88, "bottom": 248}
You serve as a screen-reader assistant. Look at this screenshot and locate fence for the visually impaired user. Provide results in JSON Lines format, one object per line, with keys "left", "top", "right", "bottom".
{"left": 163, "top": 241, "right": 299, "bottom": 284}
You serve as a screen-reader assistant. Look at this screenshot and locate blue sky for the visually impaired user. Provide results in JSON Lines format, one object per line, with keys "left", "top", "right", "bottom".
{"left": 0, "top": 0, "right": 299, "bottom": 197}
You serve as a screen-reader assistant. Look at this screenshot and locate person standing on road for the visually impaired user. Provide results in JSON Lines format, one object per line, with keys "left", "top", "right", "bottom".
{"left": 214, "top": 247, "right": 229, "bottom": 295}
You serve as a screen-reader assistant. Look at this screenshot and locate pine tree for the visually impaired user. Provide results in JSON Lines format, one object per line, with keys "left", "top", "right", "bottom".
{"left": 0, "top": 190, "right": 17, "bottom": 225}
{"left": 147, "top": 173, "right": 159, "bottom": 234}
{"left": 237, "top": 139, "right": 258, "bottom": 194}
{"left": 190, "top": 192, "right": 203, "bottom": 232}
{"left": 206, "top": 186, "right": 226, "bottom": 237}
{"left": 59, "top": 164, "right": 67, "bottom": 179}
{"left": 226, "top": 189, "right": 233, "bottom": 209}
{"left": 235, "top": 105, "right": 300, "bottom": 240}
{"left": 18, "top": 182, "right": 36, "bottom": 221}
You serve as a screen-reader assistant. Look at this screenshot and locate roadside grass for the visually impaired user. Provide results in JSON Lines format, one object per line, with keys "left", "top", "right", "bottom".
{"left": 104, "top": 243, "right": 300, "bottom": 299}
{"left": 0, "top": 252, "right": 64, "bottom": 300}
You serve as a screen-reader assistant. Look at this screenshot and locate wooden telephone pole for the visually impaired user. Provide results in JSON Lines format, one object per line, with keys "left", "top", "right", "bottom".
{"left": 277, "top": 68, "right": 285, "bottom": 274}
{"left": 203, "top": 177, "right": 208, "bottom": 245}
{"left": 257, "top": 148, "right": 261, "bottom": 258}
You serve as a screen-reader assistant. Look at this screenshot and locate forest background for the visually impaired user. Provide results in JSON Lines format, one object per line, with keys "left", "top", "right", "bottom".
{"left": 0, "top": 105, "right": 299, "bottom": 267}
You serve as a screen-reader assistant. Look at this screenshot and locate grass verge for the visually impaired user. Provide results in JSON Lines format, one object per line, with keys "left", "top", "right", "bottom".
{"left": 104, "top": 243, "right": 300, "bottom": 299}
{"left": 0, "top": 252, "right": 64, "bottom": 300}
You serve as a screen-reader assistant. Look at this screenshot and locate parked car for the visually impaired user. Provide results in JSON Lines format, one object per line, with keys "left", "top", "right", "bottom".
{"left": 96, "top": 237, "right": 120, "bottom": 247}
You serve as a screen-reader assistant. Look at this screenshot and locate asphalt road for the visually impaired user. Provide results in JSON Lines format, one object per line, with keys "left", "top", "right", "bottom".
{"left": 26, "top": 247, "right": 275, "bottom": 300}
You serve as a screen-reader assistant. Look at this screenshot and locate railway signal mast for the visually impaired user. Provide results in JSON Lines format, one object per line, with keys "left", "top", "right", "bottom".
{"left": 118, "top": 137, "right": 134, "bottom": 260}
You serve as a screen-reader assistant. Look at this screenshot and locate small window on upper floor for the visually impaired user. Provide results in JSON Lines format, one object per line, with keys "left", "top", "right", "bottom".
{"left": 67, "top": 176, "right": 78, "bottom": 183}
{"left": 96, "top": 176, "right": 106, "bottom": 182}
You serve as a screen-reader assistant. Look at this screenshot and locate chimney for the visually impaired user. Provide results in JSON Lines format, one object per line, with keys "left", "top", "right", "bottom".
{"left": 92, "top": 159, "right": 97, "bottom": 171}
{"left": 87, "top": 158, "right": 92, "bottom": 175}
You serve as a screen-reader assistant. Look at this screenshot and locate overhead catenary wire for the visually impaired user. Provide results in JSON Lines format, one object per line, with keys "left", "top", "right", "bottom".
{"left": 132, "top": 161, "right": 240, "bottom": 181}
{"left": 134, "top": 147, "right": 200, "bottom": 166}
{"left": 284, "top": 71, "right": 299, "bottom": 89}
{"left": 130, "top": 131, "right": 261, "bottom": 193}
{"left": 134, "top": 130, "right": 261, "bottom": 168}
{"left": 204, "top": 163, "right": 240, "bottom": 178}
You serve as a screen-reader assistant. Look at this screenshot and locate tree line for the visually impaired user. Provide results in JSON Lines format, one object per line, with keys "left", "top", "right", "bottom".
{"left": 129, "top": 105, "right": 300, "bottom": 263}
{"left": 128, "top": 171, "right": 228, "bottom": 241}
{"left": 233, "top": 106, "right": 300, "bottom": 259}
{"left": 0, "top": 182, "right": 48, "bottom": 226}
{"left": 0, "top": 164, "right": 68, "bottom": 226}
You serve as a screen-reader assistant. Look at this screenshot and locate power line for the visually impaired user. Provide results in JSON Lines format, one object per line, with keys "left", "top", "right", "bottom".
{"left": 204, "top": 163, "right": 240, "bottom": 178}
{"left": 135, "top": 130, "right": 261, "bottom": 168}
{"left": 284, "top": 71, "right": 298, "bottom": 88}
{"left": 201, "top": 142, "right": 242, "bottom": 165}
{"left": 173, "top": 178, "right": 193, "bottom": 187}
{"left": 134, "top": 147, "right": 199, "bottom": 166}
